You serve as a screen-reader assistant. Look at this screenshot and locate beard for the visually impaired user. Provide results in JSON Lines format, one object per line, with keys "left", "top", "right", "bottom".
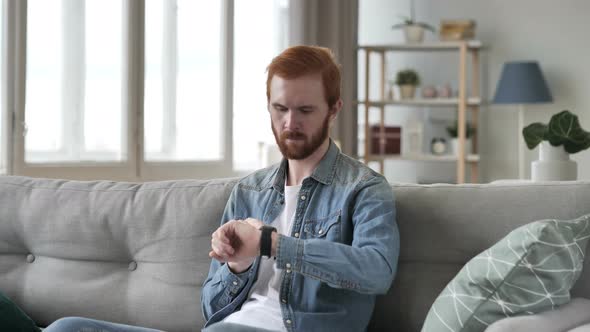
{"left": 272, "top": 114, "right": 331, "bottom": 160}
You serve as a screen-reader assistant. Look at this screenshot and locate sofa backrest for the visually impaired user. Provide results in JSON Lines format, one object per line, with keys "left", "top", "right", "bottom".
{"left": 0, "top": 176, "right": 237, "bottom": 332}
{"left": 370, "top": 181, "right": 590, "bottom": 331}
{"left": 1, "top": 176, "right": 590, "bottom": 332}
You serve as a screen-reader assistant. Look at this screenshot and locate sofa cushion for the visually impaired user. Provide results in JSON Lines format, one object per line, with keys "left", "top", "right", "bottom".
{"left": 0, "top": 290, "right": 40, "bottom": 332}
{"left": 570, "top": 323, "right": 590, "bottom": 332}
{"left": 484, "top": 298, "right": 590, "bottom": 332}
{"left": 422, "top": 213, "right": 590, "bottom": 332}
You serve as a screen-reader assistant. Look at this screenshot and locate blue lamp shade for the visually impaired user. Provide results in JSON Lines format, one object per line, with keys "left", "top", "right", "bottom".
{"left": 493, "top": 61, "right": 553, "bottom": 104}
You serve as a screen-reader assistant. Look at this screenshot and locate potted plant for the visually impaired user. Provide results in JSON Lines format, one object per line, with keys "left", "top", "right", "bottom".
{"left": 395, "top": 69, "right": 420, "bottom": 99}
{"left": 446, "top": 121, "right": 475, "bottom": 155}
{"left": 391, "top": 0, "right": 435, "bottom": 43}
{"left": 523, "top": 110, "right": 590, "bottom": 181}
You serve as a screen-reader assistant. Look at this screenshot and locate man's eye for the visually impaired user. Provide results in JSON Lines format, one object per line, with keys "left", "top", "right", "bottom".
{"left": 300, "top": 108, "right": 313, "bottom": 113}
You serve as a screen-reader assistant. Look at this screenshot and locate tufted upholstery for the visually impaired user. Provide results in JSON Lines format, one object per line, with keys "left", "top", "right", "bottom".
{"left": 1, "top": 176, "right": 590, "bottom": 332}
{"left": 0, "top": 176, "right": 236, "bottom": 331}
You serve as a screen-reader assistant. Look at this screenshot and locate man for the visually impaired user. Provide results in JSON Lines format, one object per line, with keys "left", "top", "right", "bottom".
{"left": 202, "top": 45, "right": 399, "bottom": 332}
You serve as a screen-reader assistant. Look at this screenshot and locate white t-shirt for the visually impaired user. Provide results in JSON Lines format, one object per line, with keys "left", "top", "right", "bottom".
{"left": 222, "top": 183, "right": 301, "bottom": 331}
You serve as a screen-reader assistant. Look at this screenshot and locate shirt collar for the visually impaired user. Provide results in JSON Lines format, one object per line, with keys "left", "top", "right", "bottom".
{"left": 272, "top": 139, "right": 340, "bottom": 192}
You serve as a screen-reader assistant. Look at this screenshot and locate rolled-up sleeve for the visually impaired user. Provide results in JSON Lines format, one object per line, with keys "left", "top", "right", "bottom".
{"left": 201, "top": 186, "right": 255, "bottom": 320}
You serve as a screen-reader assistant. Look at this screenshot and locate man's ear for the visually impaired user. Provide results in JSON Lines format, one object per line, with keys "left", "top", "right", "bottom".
{"left": 329, "top": 99, "right": 343, "bottom": 123}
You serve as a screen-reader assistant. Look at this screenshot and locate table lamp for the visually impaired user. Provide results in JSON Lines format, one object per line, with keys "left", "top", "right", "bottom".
{"left": 493, "top": 61, "right": 553, "bottom": 179}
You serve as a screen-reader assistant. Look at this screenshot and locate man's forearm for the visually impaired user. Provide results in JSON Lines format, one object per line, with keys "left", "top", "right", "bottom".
{"left": 274, "top": 234, "right": 397, "bottom": 294}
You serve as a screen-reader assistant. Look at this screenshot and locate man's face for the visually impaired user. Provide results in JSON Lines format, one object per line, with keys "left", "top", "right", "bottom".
{"left": 268, "top": 73, "right": 335, "bottom": 160}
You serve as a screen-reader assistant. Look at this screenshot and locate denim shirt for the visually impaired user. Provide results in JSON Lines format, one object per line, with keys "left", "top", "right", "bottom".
{"left": 201, "top": 140, "right": 399, "bottom": 332}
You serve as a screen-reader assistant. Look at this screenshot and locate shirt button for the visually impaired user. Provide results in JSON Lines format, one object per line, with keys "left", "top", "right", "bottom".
{"left": 286, "top": 269, "right": 292, "bottom": 274}
{"left": 286, "top": 263, "right": 291, "bottom": 268}
{"left": 281, "top": 299, "right": 287, "bottom": 304}
{"left": 232, "top": 281, "right": 238, "bottom": 286}
{"left": 285, "top": 319, "right": 292, "bottom": 325}
{"left": 300, "top": 195, "right": 306, "bottom": 201}
{"left": 294, "top": 232, "right": 299, "bottom": 238}
{"left": 318, "top": 229, "right": 324, "bottom": 235}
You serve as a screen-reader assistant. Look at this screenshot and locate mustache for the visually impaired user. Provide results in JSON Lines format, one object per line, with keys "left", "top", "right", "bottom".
{"left": 280, "top": 131, "right": 306, "bottom": 140}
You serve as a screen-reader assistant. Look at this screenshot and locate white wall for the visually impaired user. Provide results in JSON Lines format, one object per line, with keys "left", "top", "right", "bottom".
{"left": 359, "top": 0, "right": 590, "bottom": 183}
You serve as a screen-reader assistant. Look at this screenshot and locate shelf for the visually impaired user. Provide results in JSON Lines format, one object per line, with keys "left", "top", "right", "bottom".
{"left": 356, "top": 97, "right": 482, "bottom": 107}
{"left": 358, "top": 39, "right": 482, "bottom": 183}
{"left": 359, "top": 40, "right": 482, "bottom": 52}
{"left": 366, "top": 153, "right": 480, "bottom": 163}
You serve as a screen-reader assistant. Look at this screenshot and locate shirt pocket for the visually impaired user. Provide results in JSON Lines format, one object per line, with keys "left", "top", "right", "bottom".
{"left": 303, "top": 210, "right": 342, "bottom": 242}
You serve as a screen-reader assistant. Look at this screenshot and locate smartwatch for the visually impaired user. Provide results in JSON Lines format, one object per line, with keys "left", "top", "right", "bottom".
{"left": 259, "top": 225, "right": 277, "bottom": 258}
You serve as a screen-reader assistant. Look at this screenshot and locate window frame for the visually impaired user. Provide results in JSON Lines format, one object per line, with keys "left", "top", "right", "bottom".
{"left": 8, "top": 0, "right": 235, "bottom": 181}
{"left": 0, "top": 0, "right": 10, "bottom": 175}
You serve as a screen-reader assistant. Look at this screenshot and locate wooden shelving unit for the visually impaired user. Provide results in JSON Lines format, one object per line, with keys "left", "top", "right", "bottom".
{"left": 358, "top": 40, "right": 482, "bottom": 184}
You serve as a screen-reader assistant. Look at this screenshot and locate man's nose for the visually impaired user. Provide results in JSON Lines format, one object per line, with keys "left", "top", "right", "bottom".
{"left": 284, "top": 110, "right": 299, "bottom": 130}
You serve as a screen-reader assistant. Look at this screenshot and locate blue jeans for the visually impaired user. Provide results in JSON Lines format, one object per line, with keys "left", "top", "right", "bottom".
{"left": 43, "top": 317, "right": 278, "bottom": 332}
{"left": 202, "top": 322, "right": 279, "bottom": 332}
{"left": 43, "top": 317, "right": 162, "bottom": 332}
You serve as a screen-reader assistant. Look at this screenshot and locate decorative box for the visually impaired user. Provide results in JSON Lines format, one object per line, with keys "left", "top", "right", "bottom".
{"left": 439, "top": 20, "right": 476, "bottom": 41}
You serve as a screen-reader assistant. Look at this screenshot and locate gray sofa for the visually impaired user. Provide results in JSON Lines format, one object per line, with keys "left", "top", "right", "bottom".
{"left": 1, "top": 175, "right": 590, "bottom": 332}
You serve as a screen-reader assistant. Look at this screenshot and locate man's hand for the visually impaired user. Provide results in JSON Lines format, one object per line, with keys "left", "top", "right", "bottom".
{"left": 209, "top": 219, "right": 262, "bottom": 273}
{"left": 244, "top": 217, "right": 264, "bottom": 229}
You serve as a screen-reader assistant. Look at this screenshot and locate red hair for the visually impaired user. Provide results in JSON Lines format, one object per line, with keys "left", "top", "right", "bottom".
{"left": 266, "top": 45, "right": 341, "bottom": 109}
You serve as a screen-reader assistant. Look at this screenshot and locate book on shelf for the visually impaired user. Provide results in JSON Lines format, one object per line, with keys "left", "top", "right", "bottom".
{"left": 370, "top": 125, "right": 401, "bottom": 155}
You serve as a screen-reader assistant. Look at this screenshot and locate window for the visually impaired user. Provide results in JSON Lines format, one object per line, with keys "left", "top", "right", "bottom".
{"left": 6, "top": 0, "right": 289, "bottom": 180}
{"left": 233, "top": 0, "right": 289, "bottom": 171}
{"left": 144, "top": 0, "right": 222, "bottom": 162}
{"left": 25, "top": 0, "right": 124, "bottom": 163}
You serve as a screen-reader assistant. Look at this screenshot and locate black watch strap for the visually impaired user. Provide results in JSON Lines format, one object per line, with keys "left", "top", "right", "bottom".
{"left": 259, "top": 225, "right": 277, "bottom": 258}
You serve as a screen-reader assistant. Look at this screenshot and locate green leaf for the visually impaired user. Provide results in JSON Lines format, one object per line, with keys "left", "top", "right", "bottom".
{"left": 391, "top": 16, "right": 435, "bottom": 32}
{"left": 546, "top": 110, "right": 590, "bottom": 154}
{"left": 395, "top": 69, "right": 420, "bottom": 85}
{"left": 392, "top": 15, "right": 413, "bottom": 29}
{"left": 415, "top": 22, "right": 436, "bottom": 32}
{"left": 446, "top": 122, "right": 475, "bottom": 138}
{"left": 563, "top": 136, "right": 590, "bottom": 154}
{"left": 522, "top": 123, "right": 548, "bottom": 150}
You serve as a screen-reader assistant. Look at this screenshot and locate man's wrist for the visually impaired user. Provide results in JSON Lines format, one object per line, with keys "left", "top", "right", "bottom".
{"left": 228, "top": 260, "right": 253, "bottom": 274}
{"left": 259, "top": 226, "right": 277, "bottom": 257}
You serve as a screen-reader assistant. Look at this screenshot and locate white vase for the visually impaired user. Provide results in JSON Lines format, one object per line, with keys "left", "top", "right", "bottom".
{"left": 399, "top": 85, "right": 416, "bottom": 99}
{"left": 404, "top": 25, "right": 425, "bottom": 43}
{"left": 450, "top": 138, "right": 471, "bottom": 156}
{"left": 531, "top": 142, "right": 577, "bottom": 181}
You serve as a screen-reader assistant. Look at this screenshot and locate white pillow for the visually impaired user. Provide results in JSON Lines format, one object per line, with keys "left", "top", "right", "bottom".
{"left": 485, "top": 298, "right": 590, "bottom": 332}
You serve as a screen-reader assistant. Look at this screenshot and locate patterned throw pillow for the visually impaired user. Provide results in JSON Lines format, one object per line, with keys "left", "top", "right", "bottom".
{"left": 422, "top": 214, "right": 590, "bottom": 332}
